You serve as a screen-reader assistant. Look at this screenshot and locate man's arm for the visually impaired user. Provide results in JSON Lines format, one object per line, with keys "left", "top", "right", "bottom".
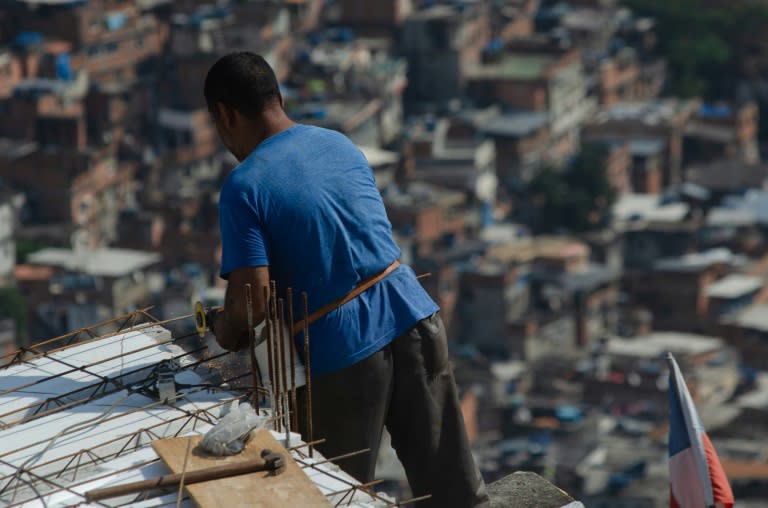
{"left": 212, "top": 266, "right": 270, "bottom": 351}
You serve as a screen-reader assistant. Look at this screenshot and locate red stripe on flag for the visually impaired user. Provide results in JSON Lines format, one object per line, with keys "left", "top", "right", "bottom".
{"left": 670, "top": 488, "right": 681, "bottom": 508}
{"left": 701, "top": 433, "right": 734, "bottom": 507}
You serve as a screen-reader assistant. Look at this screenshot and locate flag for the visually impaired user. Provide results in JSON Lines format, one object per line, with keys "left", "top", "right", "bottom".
{"left": 667, "top": 353, "right": 733, "bottom": 508}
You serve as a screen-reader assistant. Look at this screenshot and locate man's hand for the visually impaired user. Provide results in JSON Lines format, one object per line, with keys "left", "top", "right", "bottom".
{"left": 212, "top": 266, "right": 270, "bottom": 351}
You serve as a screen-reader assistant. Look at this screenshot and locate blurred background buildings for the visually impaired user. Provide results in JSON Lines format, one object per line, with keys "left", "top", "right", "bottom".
{"left": 2, "top": 0, "right": 768, "bottom": 505}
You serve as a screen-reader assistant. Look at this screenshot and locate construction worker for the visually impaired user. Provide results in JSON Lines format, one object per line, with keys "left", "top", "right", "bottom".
{"left": 204, "top": 52, "right": 489, "bottom": 507}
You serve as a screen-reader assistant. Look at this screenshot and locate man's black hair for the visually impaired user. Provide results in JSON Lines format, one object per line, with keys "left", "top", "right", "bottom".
{"left": 204, "top": 52, "right": 281, "bottom": 119}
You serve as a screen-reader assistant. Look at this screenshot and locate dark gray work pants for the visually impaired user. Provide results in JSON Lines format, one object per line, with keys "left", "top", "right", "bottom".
{"left": 297, "top": 313, "right": 490, "bottom": 507}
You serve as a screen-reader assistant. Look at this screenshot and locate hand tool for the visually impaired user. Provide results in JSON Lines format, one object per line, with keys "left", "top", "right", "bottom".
{"left": 84, "top": 449, "right": 285, "bottom": 502}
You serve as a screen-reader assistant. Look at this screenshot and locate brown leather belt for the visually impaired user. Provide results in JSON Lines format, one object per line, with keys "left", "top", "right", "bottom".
{"left": 291, "top": 260, "right": 400, "bottom": 336}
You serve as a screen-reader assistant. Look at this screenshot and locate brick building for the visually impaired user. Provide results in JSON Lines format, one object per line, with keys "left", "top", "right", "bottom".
{"left": 623, "top": 249, "right": 743, "bottom": 333}
{"left": 719, "top": 303, "right": 768, "bottom": 370}
{"left": 401, "top": 3, "right": 491, "bottom": 109}
{"left": 0, "top": 144, "right": 135, "bottom": 247}
{"left": 0, "top": 73, "right": 89, "bottom": 143}
{"left": 0, "top": 49, "right": 23, "bottom": 98}
{"left": 287, "top": 38, "right": 407, "bottom": 147}
{"left": 402, "top": 114, "right": 498, "bottom": 207}
{"left": 600, "top": 140, "right": 631, "bottom": 196}
{"left": 457, "top": 236, "right": 619, "bottom": 359}
{"left": 457, "top": 263, "right": 529, "bottom": 356}
{"left": 582, "top": 332, "right": 739, "bottom": 414}
{"left": 0, "top": 318, "right": 14, "bottom": 362}
{"left": 627, "top": 138, "right": 664, "bottom": 193}
{"left": 584, "top": 99, "right": 700, "bottom": 187}
{"left": 466, "top": 47, "right": 595, "bottom": 162}
{"left": 683, "top": 102, "right": 760, "bottom": 166}
{"left": 495, "top": 0, "right": 538, "bottom": 43}
{"left": 8, "top": 0, "right": 167, "bottom": 84}
{"left": 480, "top": 111, "right": 550, "bottom": 187}
{"left": 384, "top": 183, "right": 468, "bottom": 257}
{"left": 18, "top": 246, "right": 161, "bottom": 336}
{"left": 336, "top": 0, "right": 412, "bottom": 37}
{"left": 0, "top": 190, "right": 23, "bottom": 285}
{"left": 596, "top": 49, "right": 641, "bottom": 106}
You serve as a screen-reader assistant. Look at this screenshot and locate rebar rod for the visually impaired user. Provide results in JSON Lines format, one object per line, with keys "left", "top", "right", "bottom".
{"left": 0, "top": 361, "right": 236, "bottom": 465}
{"left": 262, "top": 285, "right": 275, "bottom": 421}
{"left": 294, "top": 455, "right": 397, "bottom": 506}
{"left": 245, "top": 284, "right": 260, "bottom": 411}
{"left": 0, "top": 392, "right": 248, "bottom": 497}
{"left": 269, "top": 280, "right": 279, "bottom": 431}
{"left": 0, "top": 321, "right": 210, "bottom": 400}
{"left": 385, "top": 494, "right": 433, "bottom": 507}
{"left": 277, "top": 298, "right": 288, "bottom": 415}
{"left": 0, "top": 342, "right": 211, "bottom": 429}
{"left": 325, "top": 479, "right": 384, "bottom": 498}
{"left": 301, "top": 291, "right": 313, "bottom": 458}
{"left": 286, "top": 287, "right": 298, "bottom": 433}
{"left": 0, "top": 306, "right": 177, "bottom": 365}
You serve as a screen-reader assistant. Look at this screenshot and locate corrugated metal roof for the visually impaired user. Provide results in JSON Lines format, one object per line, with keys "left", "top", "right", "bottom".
{"left": 27, "top": 248, "right": 161, "bottom": 278}
{"left": 706, "top": 274, "right": 763, "bottom": 299}
{"left": 606, "top": 332, "right": 724, "bottom": 359}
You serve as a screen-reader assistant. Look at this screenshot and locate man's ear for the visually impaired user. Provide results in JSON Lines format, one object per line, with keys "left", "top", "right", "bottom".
{"left": 216, "top": 102, "right": 237, "bottom": 129}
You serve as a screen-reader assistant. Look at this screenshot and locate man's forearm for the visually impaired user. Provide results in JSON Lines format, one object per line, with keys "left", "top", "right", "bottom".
{"left": 211, "top": 305, "right": 266, "bottom": 352}
{"left": 211, "top": 267, "right": 270, "bottom": 352}
{"left": 211, "top": 309, "right": 250, "bottom": 351}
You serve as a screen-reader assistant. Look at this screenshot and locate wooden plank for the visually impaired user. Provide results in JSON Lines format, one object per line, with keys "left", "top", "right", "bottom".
{"left": 152, "top": 430, "right": 332, "bottom": 508}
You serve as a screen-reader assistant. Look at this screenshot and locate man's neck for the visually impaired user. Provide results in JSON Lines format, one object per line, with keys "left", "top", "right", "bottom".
{"left": 239, "top": 109, "right": 294, "bottom": 160}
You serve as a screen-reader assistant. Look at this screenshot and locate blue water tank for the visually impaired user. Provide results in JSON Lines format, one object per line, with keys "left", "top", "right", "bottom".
{"left": 14, "top": 31, "right": 43, "bottom": 48}
{"left": 105, "top": 12, "right": 127, "bottom": 31}
{"left": 329, "top": 27, "right": 354, "bottom": 43}
{"left": 608, "top": 473, "right": 631, "bottom": 490}
{"left": 56, "top": 53, "right": 72, "bottom": 81}
{"left": 484, "top": 37, "right": 504, "bottom": 54}
{"left": 699, "top": 104, "right": 732, "bottom": 118}
{"left": 555, "top": 405, "right": 583, "bottom": 423}
{"left": 624, "top": 459, "right": 647, "bottom": 478}
{"left": 480, "top": 202, "right": 493, "bottom": 227}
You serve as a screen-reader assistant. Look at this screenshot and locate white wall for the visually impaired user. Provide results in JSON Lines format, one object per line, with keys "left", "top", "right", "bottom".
{"left": 0, "top": 202, "right": 15, "bottom": 279}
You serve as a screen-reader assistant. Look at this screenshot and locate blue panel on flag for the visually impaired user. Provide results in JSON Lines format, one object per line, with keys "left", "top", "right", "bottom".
{"left": 668, "top": 371, "right": 691, "bottom": 456}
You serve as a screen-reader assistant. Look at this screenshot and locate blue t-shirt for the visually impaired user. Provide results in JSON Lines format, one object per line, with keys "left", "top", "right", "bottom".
{"left": 219, "top": 124, "right": 439, "bottom": 377}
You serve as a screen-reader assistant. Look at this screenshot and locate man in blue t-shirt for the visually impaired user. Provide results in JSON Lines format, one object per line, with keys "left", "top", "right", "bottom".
{"left": 204, "top": 52, "right": 488, "bottom": 507}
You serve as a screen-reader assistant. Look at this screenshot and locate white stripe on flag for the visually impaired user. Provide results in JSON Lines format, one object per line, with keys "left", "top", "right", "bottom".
{"left": 670, "top": 447, "right": 708, "bottom": 508}
{"left": 669, "top": 354, "right": 714, "bottom": 506}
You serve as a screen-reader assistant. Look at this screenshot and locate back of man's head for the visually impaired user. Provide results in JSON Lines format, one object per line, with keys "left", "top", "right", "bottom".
{"left": 204, "top": 52, "right": 281, "bottom": 119}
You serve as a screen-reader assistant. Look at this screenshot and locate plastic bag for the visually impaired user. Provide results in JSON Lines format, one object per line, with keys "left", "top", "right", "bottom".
{"left": 255, "top": 321, "right": 306, "bottom": 389}
{"left": 200, "top": 401, "right": 267, "bottom": 456}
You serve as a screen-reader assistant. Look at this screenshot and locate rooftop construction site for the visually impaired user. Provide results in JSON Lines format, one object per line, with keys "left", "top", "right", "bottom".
{"left": 0, "top": 301, "right": 431, "bottom": 507}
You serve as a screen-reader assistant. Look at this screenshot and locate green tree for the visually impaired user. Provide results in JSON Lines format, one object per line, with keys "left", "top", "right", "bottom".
{"left": 624, "top": 0, "right": 768, "bottom": 99}
{"left": 0, "top": 286, "right": 26, "bottom": 337}
{"left": 527, "top": 144, "right": 616, "bottom": 234}
{"left": 15, "top": 238, "right": 47, "bottom": 264}
{"left": 624, "top": 0, "right": 730, "bottom": 97}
